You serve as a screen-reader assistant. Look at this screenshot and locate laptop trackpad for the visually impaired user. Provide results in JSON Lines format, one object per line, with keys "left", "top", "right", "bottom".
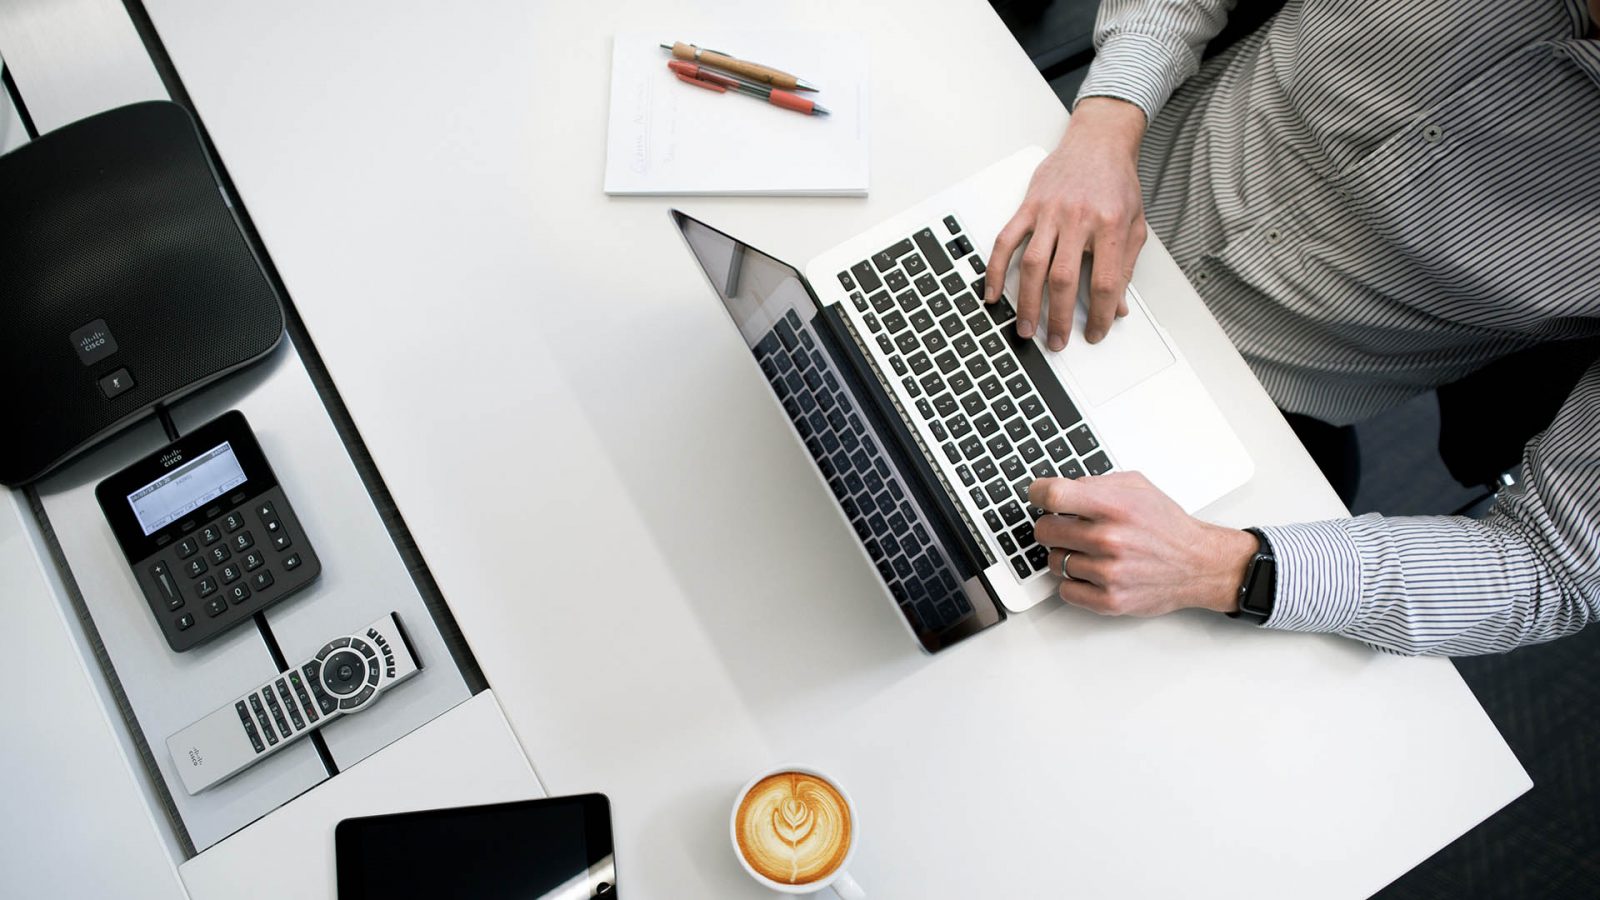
{"left": 1043, "top": 273, "right": 1175, "bottom": 407}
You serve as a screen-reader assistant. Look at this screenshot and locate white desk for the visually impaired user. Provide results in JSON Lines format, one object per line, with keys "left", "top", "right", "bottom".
{"left": 124, "top": 0, "right": 1536, "bottom": 895}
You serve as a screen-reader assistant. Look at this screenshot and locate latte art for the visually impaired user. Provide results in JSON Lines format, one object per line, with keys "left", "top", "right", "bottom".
{"left": 735, "top": 772, "right": 853, "bottom": 885}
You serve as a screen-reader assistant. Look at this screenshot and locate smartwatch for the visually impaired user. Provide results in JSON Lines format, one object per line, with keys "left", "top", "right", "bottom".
{"left": 1227, "top": 527, "right": 1276, "bottom": 625}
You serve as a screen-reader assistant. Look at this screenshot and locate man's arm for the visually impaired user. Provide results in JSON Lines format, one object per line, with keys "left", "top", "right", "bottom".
{"left": 1076, "top": 0, "right": 1238, "bottom": 123}
{"left": 1028, "top": 359, "right": 1600, "bottom": 657}
{"left": 1261, "top": 359, "right": 1600, "bottom": 655}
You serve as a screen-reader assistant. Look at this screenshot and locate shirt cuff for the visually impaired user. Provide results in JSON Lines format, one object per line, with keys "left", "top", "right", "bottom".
{"left": 1074, "top": 31, "right": 1198, "bottom": 123}
{"left": 1255, "top": 520, "right": 1364, "bottom": 634}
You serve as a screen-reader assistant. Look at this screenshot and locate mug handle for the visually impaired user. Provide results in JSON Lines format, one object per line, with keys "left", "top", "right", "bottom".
{"left": 828, "top": 871, "right": 865, "bottom": 899}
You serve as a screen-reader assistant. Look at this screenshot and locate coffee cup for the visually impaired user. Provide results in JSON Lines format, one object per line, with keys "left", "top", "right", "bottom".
{"left": 729, "top": 765, "right": 864, "bottom": 898}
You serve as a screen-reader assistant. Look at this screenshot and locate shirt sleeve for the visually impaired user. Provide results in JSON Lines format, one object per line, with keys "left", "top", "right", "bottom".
{"left": 1074, "top": 0, "right": 1238, "bottom": 122}
{"left": 1257, "top": 358, "right": 1600, "bottom": 656}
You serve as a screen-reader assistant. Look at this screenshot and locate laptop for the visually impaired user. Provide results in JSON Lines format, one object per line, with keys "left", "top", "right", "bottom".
{"left": 672, "top": 146, "right": 1252, "bottom": 653}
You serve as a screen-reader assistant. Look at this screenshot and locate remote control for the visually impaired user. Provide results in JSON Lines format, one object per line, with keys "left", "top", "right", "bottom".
{"left": 167, "top": 612, "right": 421, "bottom": 795}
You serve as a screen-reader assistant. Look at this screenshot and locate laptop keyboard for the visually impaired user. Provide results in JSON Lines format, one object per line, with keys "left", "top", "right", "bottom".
{"left": 835, "top": 214, "right": 1113, "bottom": 582}
{"left": 755, "top": 309, "right": 976, "bottom": 633}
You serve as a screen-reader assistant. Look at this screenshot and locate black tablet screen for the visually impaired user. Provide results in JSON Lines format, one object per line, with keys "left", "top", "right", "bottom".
{"left": 336, "top": 794, "right": 616, "bottom": 899}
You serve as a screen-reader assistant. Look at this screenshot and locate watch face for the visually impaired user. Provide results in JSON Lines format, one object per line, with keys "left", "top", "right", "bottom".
{"left": 1241, "top": 552, "right": 1276, "bottom": 617}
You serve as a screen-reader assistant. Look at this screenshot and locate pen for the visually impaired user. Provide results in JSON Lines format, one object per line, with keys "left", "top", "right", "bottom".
{"left": 661, "top": 41, "right": 819, "bottom": 92}
{"left": 668, "top": 61, "right": 830, "bottom": 117}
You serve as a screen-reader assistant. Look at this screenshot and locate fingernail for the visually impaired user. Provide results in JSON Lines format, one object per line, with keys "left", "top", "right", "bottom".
{"left": 1086, "top": 329, "right": 1103, "bottom": 343}
{"left": 1048, "top": 335, "right": 1065, "bottom": 352}
{"left": 1017, "top": 321, "right": 1034, "bottom": 338}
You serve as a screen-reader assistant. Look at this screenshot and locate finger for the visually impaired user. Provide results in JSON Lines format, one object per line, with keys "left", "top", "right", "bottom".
{"left": 1046, "top": 548, "right": 1108, "bottom": 587}
{"left": 1057, "top": 577, "right": 1114, "bottom": 613}
{"left": 1028, "top": 477, "right": 1115, "bottom": 519}
{"left": 1033, "top": 512, "right": 1094, "bottom": 550}
{"left": 1116, "top": 219, "right": 1144, "bottom": 320}
{"left": 985, "top": 213, "right": 1032, "bottom": 303}
{"left": 1014, "top": 227, "right": 1057, "bottom": 340}
{"left": 1084, "top": 231, "right": 1129, "bottom": 344}
{"left": 1043, "top": 244, "right": 1086, "bottom": 352}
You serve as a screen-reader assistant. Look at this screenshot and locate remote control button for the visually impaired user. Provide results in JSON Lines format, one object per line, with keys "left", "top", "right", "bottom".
{"left": 244, "top": 721, "right": 264, "bottom": 754}
{"left": 367, "top": 657, "right": 381, "bottom": 686}
{"left": 264, "top": 518, "right": 282, "bottom": 535}
{"left": 206, "top": 544, "right": 231, "bottom": 566}
{"left": 184, "top": 558, "right": 207, "bottom": 579}
{"left": 255, "top": 501, "right": 275, "bottom": 520}
{"left": 271, "top": 532, "right": 292, "bottom": 552}
{"left": 205, "top": 596, "right": 228, "bottom": 617}
{"left": 231, "top": 530, "right": 254, "bottom": 552}
{"left": 176, "top": 538, "right": 198, "bottom": 559}
{"left": 226, "top": 583, "right": 251, "bottom": 605}
{"left": 196, "top": 576, "right": 218, "bottom": 598}
{"left": 242, "top": 550, "right": 266, "bottom": 572}
{"left": 175, "top": 612, "right": 195, "bottom": 631}
{"left": 289, "top": 672, "right": 319, "bottom": 723}
{"left": 316, "top": 637, "right": 352, "bottom": 661}
{"left": 222, "top": 512, "right": 246, "bottom": 533}
{"left": 321, "top": 650, "right": 367, "bottom": 696}
{"left": 339, "top": 685, "right": 377, "bottom": 710}
{"left": 354, "top": 639, "right": 377, "bottom": 661}
{"left": 282, "top": 553, "right": 302, "bottom": 572}
{"left": 200, "top": 525, "right": 222, "bottom": 546}
{"left": 250, "top": 570, "right": 274, "bottom": 592}
{"left": 221, "top": 563, "right": 243, "bottom": 584}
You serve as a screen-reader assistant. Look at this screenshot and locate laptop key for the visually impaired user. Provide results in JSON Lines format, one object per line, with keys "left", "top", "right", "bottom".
{"left": 995, "top": 355, "right": 1019, "bottom": 378}
{"left": 886, "top": 270, "right": 909, "bottom": 292}
{"left": 1084, "top": 451, "right": 1113, "bottom": 476}
{"left": 1061, "top": 459, "right": 1087, "bottom": 479}
{"left": 986, "top": 434, "right": 1013, "bottom": 459}
{"left": 978, "top": 376, "right": 1005, "bottom": 399}
{"left": 1031, "top": 459, "right": 1055, "bottom": 479}
{"left": 919, "top": 372, "right": 945, "bottom": 396}
{"left": 870, "top": 291, "right": 895, "bottom": 313}
{"left": 908, "top": 352, "right": 932, "bottom": 375}
{"left": 939, "top": 313, "right": 964, "bottom": 337}
{"left": 985, "top": 479, "right": 1011, "bottom": 504}
{"left": 928, "top": 294, "right": 953, "bottom": 317}
{"left": 946, "top": 414, "right": 972, "bottom": 438}
{"left": 954, "top": 292, "right": 980, "bottom": 316}
{"left": 960, "top": 393, "right": 986, "bottom": 416}
{"left": 980, "top": 333, "right": 1006, "bottom": 357}
{"left": 929, "top": 420, "right": 948, "bottom": 441}
{"left": 915, "top": 399, "right": 935, "bottom": 420}
{"left": 910, "top": 310, "right": 935, "bottom": 332}
{"left": 960, "top": 436, "right": 985, "bottom": 460}
{"left": 1026, "top": 544, "right": 1050, "bottom": 572}
{"left": 941, "top": 442, "right": 961, "bottom": 464}
{"left": 1045, "top": 437, "right": 1072, "bottom": 461}
{"left": 943, "top": 214, "right": 961, "bottom": 234}
{"left": 924, "top": 331, "right": 948, "bottom": 354}
{"left": 904, "top": 253, "right": 927, "bottom": 276}
{"left": 889, "top": 354, "right": 907, "bottom": 376}
{"left": 896, "top": 290, "right": 920, "bottom": 312}
{"left": 998, "top": 533, "right": 1018, "bottom": 555}
{"left": 895, "top": 332, "right": 921, "bottom": 355}
{"left": 873, "top": 239, "right": 914, "bottom": 271}
{"left": 1033, "top": 417, "right": 1060, "bottom": 440}
{"left": 983, "top": 509, "right": 1004, "bottom": 533}
{"left": 985, "top": 298, "right": 1017, "bottom": 327}
{"left": 1010, "top": 556, "right": 1031, "bottom": 579}
{"left": 915, "top": 273, "right": 939, "bottom": 296}
{"left": 970, "top": 486, "right": 991, "bottom": 509}
{"left": 935, "top": 351, "right": 961, "bottom": 374}
{"left": 1005, "top": 374, "right": 1031, "bottom": 398}
{"left": 993, "top": 396, "right": 1017, "bottom": 420}
{"left": 932, "top": 393, "right": 959, "bottom": 417}
{"left": 913, "top": 228, "right": 954, "bottom": 275}
{"left": 863, "top": 312, "right": 881, "bottom": 332}
{"left": 1011, "top": 522, "right": 1034, "bottom": 549}
{"left": 1067, "top": 424, "right": 1099, "bottom": 455}
{"left": 883, "top": 310, "right": 908, "bottom": 333}
{"left": 1020, "top": 395, "right": 1046, "bottom": 419}
{"left": 850, "top": 261, "right": 881, "bottom": 293}
{"left": 953, "top": 334, "right": 978, "bottom": 358}
{"left": 947, "top": 372, "right": 974, "bottom": 396}
{"left": 838, "top": 271, "right": 855, "bottom": 290}
{"left": 956, "top": 465, "right": 974, "bottom": 486}
{"left": 973, "top": 458, "right": 998, "bottom": 481}
{"left": 1005, "top": 418, "right": 1031, "bottom": 442}
{"left": 941, "top": 272, "right": 966, "bottom": 296}
{"left": 851, "top": 292, "right": 868, "bottom": 311}
{"left": 1001, "top": 456, "right": 1026, "bottom": 480}
{"left": 999, "top": 501, "right": 1026, "bottom": 525}
{"left": 974, "top": 413, "right": 1000, "bottom": 437}
{"left": 1019, "top": 439, "right": 1044, "bottom": 463}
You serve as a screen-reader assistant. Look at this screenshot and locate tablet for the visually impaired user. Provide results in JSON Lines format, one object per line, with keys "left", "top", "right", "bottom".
{"left": 335, "top": 794, "right": 617, "bottom": 899}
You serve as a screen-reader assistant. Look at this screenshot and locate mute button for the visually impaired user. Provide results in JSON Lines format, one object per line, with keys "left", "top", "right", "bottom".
{"left": 98, "top": 367, "right": 135, "bottom": 399}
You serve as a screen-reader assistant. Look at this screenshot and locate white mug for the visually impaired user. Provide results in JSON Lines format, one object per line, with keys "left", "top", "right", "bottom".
{"left": 729, "top": 765, "right": 865, "bottom": 899}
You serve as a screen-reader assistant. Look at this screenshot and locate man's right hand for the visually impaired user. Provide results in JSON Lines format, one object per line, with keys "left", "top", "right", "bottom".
{"left": 986, "top": 97, "right": 1149, "bottom": 350}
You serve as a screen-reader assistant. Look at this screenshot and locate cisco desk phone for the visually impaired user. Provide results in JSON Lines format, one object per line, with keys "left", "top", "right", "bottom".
{"left": 97, "top": 410, "right": 321, "bottom": 652}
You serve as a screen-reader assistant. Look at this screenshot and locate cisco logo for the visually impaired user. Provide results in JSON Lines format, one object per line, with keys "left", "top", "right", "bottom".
{"left": 161, "top": 450, "right": 185, "bottom": 468}
{"left": 187, "top": 747, "right": 204, "bottom": 768}
{"left": 69, "top": 318, "right": 119, "bottom": 366}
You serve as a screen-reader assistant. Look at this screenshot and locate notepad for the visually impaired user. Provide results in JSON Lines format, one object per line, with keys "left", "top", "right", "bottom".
{"left": 604, "top": 32, "right": 869, "bottom": 196}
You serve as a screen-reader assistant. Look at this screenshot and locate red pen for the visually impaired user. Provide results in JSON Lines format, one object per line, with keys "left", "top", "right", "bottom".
{"left": 667, "top": 60, "right": 830, "bottom": 117}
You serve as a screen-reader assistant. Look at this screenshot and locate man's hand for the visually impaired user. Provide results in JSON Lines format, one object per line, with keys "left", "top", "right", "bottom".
{"left": 1029, "top": 472, "right": 1257, "bottom": 617}
{"left": 986, "top": 97, "right": 1149, "bottom": 351}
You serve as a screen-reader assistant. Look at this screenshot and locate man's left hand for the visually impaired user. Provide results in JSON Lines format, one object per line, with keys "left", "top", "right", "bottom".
{"left": 1029, "top": 473, "right": 1257, "bottom": 617}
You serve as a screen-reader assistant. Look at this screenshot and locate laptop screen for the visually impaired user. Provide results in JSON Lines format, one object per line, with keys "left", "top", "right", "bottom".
{"left": 672, "top": 211, "right": 1004, "bottom": 652}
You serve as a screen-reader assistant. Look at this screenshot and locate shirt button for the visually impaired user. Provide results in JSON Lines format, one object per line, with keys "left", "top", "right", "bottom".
{"left": 1265, "top": 228, "right": 1283, "bottom": 245}
{"left": 1552, "top": 45, "right": 1569, "bottom": 60}
{"left": 1421, "top": 124, "right": 1443, "bottom": 143}
{"left": 1195, "top": 270, "right": 1211, "bottom": 284}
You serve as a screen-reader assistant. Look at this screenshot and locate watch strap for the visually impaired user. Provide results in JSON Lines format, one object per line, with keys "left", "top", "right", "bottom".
{"left": 1227, "top": 528, "right": 1276, "bottom": 625}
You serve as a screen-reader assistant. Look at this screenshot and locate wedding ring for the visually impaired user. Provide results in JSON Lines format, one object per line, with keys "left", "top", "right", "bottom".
{"left": 1060, "top": 551, "right": 1079, "bottom": 582}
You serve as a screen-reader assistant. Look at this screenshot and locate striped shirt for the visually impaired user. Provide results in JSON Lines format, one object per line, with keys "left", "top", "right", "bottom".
{"left": 1077, "top": 0, "right": 1600, "bottom": 654}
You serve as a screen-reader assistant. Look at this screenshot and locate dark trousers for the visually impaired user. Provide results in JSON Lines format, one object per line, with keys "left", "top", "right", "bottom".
{"left": 1283, "top": 412, "right": 1360, "bottom": 507}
